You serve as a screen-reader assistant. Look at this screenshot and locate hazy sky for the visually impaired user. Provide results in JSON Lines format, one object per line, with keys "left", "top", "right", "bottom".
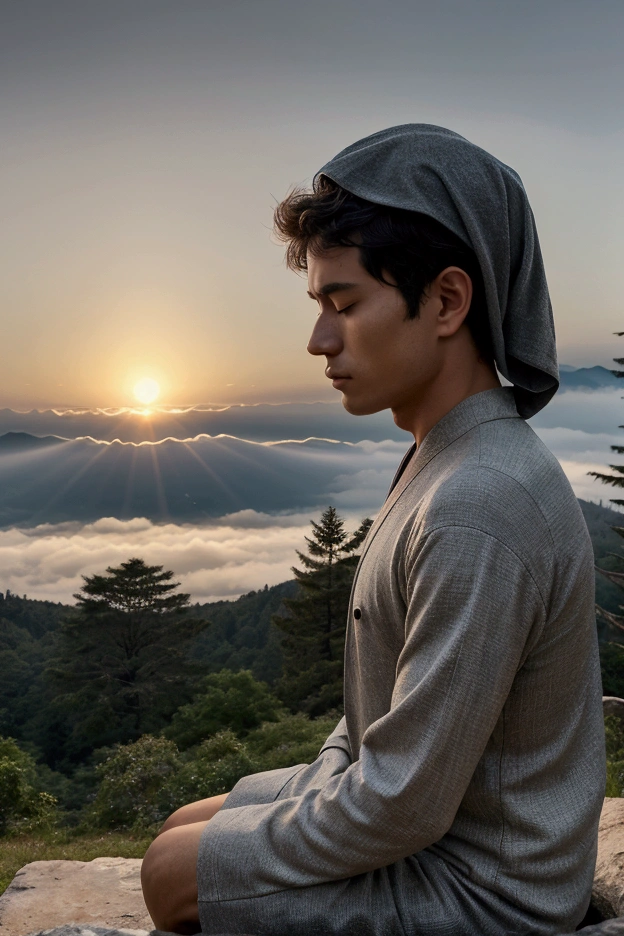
{"left": 2, "top": 0, "right": 623, "bottom": 408}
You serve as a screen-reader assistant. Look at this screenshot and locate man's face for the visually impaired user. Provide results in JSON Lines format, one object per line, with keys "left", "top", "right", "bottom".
{"left": 306, "top": 245, "right": 442, "bottom": 418}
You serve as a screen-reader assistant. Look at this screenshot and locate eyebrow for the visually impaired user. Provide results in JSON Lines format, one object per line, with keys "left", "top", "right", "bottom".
{"left": 307, "top": 281, "right": 358, "bottom": 299}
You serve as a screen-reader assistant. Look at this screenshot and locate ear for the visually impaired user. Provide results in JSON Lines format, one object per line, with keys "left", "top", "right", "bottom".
{"left": 433, "top": 267, "right": 473, "bottom": 338}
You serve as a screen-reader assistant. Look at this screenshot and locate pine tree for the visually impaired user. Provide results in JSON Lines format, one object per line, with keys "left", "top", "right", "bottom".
{"left": 47, "top": 558, "right": 207, "bottom": 758}
{"left": 588, "top": 334, "right": 624, "bottom": 647}
{"left": 274, "top": 507, "right": 372, "bottom": 716}
{"left": 588, "top": 333, "right": 624, "bottom": 503}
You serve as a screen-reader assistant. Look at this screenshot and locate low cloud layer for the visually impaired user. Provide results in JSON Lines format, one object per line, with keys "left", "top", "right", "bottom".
{"left": 0, "top": 511, "right": 367, "bottom": 605}
{"left": 529, "top": 390, "right": 624, "bottom": 436}
{"left": 532, "top": 425, "right": 623, "bottom": 505}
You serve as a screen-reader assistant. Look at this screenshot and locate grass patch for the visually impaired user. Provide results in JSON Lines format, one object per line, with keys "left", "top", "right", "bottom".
{"left": 0, "top": 831, "right": 153, "bottom": 896}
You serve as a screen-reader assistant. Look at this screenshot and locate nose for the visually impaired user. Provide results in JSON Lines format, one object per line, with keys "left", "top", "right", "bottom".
{"left": 307, "top": 308, "right": 343, "bottom": 358}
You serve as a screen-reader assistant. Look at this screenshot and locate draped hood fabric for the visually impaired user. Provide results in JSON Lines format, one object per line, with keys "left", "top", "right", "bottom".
{"left": 316, "top": 124, "right": 558, "bottom": 418}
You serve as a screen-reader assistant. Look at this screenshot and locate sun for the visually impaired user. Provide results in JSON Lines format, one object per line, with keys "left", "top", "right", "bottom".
{"left": 133, "top": 378, "right": 160, "bottom": 406}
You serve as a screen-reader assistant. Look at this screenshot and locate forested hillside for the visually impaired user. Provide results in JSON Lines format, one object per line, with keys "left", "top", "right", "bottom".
{"left": 1, "top": 498, "right": 624, "bottom": 836}
{"left": 188, "top": 581, "right": 297, "bottom": 684}
{"left": 579, "top": 499, "right": 624, "bottom": 633}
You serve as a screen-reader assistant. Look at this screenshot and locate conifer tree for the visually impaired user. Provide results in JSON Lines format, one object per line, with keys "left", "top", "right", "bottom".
{"left": 588, "top": 334, "right": 624, "bottom": 655}
{"left": 47, "top": 558, "right": 207, "bottom": 758}
{"left": 588, "top": 332, "right": 624, "bottom": 505}
{"left": 274, "top": 507, "right": 372, "bottom": 715}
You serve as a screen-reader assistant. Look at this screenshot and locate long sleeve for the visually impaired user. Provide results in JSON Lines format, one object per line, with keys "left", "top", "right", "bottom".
{"left": 319, "top": 714, "right": 351, "bottom": 758}
{"left": 221, "top": 716, "right": 352, "bottom": 810}
{"left": 198, "top": 524, "right": 546, "bottom": 902}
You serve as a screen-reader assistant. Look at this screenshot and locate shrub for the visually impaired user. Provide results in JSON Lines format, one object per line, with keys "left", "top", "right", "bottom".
{"left": 89, "top": 735, "right": 182, "bottom": 831}
{"left": 605, "top": 714, "right": 624, "bottom": 797}
{"left": 88, "top": 710, "right": 340, "bottom": 831}
{"left": 247, "top": 711, "right": 338, "bottom": 770}
{"left": 165, "top": 670, "right": 282, "bottom": 750}
{"left": 601, "top": 643, "right": 624, "bottom": 699}
{"left": 88, "top": 731, "right": 260, "bottom": 831}
{"left": 172, "top": 731, "right": 259, "bottom": 802}
{"left": 0, "top": 737, "right": 58, "bottom": 836}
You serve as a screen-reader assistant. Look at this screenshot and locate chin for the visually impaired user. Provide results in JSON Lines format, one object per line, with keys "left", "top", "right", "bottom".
{"left": 341, "top": 394, "right": 388, "bottom": 417}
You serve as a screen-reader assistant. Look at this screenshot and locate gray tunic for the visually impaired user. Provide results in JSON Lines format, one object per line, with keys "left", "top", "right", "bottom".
{"left": 197, "top": 387, "right": 605, "bottom": 936}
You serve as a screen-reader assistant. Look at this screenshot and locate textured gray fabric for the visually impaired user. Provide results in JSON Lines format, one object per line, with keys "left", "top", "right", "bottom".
{"left": 317, "top": 123, "right": 558, "bottom": 418}
{"left": 27, "top": 923, "right": 624, "bottom": 936}
{"left": 197, "top": 388, "right": 605, "bottom": 936}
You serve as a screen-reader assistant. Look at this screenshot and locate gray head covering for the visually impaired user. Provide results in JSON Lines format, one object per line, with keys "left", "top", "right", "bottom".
{"left": 316, "top": 124, "right": 558, "bottom": 418}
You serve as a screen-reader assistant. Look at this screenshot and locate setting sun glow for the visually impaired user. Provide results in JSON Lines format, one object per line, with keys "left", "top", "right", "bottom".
{"left": 133, "top": 378, "right": 160, "bottom": 405}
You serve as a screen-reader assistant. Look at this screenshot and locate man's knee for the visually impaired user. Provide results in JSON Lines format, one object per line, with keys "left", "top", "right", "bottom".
{"left": 159, "top": 793, "right": 229, "bottom": 834}
{"left": 159, "top": 802, "right": 196, "bottom": 834}
{"left": 141, "top": 822, "right": 205, "bottom": 934}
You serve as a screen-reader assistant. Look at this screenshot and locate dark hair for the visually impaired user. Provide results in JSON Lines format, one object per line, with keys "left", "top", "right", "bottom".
{"left": 273, "top": 175, "right": 494, "bottom": 365}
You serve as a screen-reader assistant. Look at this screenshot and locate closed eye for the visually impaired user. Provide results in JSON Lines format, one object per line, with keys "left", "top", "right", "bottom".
{"left": 336, "top": 303, "right": 355, "bottom": 313}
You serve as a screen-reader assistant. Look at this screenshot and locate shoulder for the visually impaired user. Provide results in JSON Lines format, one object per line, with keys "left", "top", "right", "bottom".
{"left": 408, "top": 417, "right": 588, "bottom": 578}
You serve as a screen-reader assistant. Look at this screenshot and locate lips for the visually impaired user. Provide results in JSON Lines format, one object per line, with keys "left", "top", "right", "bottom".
{"left": 331, "top": 376, "right": 351, "bottom": 389}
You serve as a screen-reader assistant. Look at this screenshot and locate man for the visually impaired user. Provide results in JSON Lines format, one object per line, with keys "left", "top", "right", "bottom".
{"left": 141, "top": 125, "right": 605, "bottom": 935}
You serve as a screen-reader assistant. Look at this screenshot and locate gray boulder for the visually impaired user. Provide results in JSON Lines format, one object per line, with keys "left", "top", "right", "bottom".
{"left": 592, "top": 798, "right": 624, "bottom": 920}
{"left": 575, "top": 923, "right": 624, "bottom": 935}
{"left": 7, "top": 795, "right": 624, "bottom": 936}
{"left": 25, "top": 928, "right": 151, "bottom": 936}
{"left": 0, "top": 858, "right": 152, "bottom": 936}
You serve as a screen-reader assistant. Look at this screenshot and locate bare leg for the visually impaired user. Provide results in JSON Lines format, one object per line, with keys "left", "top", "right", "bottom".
{"left": 158, "top": 792, "right": 229, "bottom": 834}
{"left": 142, "top": 793, "right": 229, "bottom": 933}
{"left": 141, "top": 820, "right": 207, "bottom": 934}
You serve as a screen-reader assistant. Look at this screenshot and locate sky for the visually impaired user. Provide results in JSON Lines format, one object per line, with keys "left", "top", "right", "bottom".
{"left": 2, "top": 0, "right": 624, "bottom": 409}
{"left": 2, "top": 1, "right": 624, "bottom": 604}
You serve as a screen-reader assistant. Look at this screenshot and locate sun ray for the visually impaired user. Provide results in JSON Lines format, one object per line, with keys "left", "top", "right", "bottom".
{"left": 147, "top": 444, "right": 169, "bottom": 521}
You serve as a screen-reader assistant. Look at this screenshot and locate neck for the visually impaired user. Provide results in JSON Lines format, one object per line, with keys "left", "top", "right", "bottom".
{"left": 392, "top": 350, "right": 501, "bottom": 446}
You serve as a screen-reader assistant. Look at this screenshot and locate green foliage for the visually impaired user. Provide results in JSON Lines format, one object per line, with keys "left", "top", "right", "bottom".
{"left": 165, "top": 670, "right": 282, "bottom": 750}
{"left": 188, "top": 581, "right": 296, "bottom": 684}
{"left": 0, "top": 738, "right": 57, "bottom": 835}
{"left": 46, "top": 558, "right": 208, "bottom": 758}
{"left": 274, "top": 507, "right": 371, "bottom": 715}
{"left": 600, "top": 643, "right": 624, "bottom": 698}
{"left": 4, "top": 504, "right": 621, "bottom": 834}
{"left": 579, "top": 500, "right": 624, "bottom": 621}
{"left": 85, "top": 710, "right": 340, "bottom": 832}
{"left": 594, "top": 518, "right": 624, "bottom": 691}
{"left": 246, "top": 712, "right": 338, "bottom": 770}
{"left": 88, "top": 731, "right": 259, "bottom": 831}
{"left": 75, "top": 557, "right": 191, "bottom": 615}
{"left": 0, "top": 591, "right": 65, "bottom": 640}
{"left": 586, "top": 335, "right": 624, "bottom": 661}
{"left": 605, "top": 715, "right": 624, "bottom": 797}
{"left": 588, "top": 338, "right": 624, "bottom": 506}
{"left": 89, "top": 735, "right": 182, "bottom": 831}
{"left": 173, "top": 732, "right": 258, "bottom": 802}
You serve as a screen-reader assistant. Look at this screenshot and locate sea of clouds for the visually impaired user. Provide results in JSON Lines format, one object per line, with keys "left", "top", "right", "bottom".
{"left": 0, "top": 512, "right": 326, "bottom": 605}
{"left": 1, "top": 383, "right": 623, "bottom": 603}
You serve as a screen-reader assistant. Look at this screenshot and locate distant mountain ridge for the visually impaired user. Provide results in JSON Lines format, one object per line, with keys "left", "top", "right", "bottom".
{"left": 0, "top": 402, "right": 407, "bottom": 445}
{"left": 558, "top": 365, "right": 620, "bottom": 390}
{"left": 0, "top": 430, "right": 403, "bottom": 527}
{"left": 0, "top": 432, "right": 67, "bottom": 452}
